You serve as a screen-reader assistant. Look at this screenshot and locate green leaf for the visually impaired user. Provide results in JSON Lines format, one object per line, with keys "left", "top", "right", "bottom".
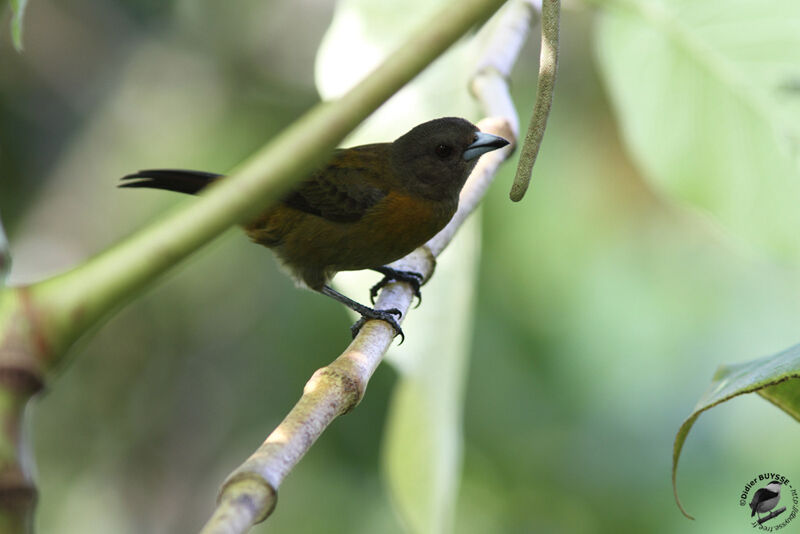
{"left": 10, "top": 0, "right": 28, "bottom": 51}
{"left": 380, "top": 219, "right": 480, "bottom": 534}
{"left": 316, "top": 0, "right": 485, "bottom": 532}
{"left": 672, "top": 344, "right": 800, "bottom": 519}
{"left": 332, "top": 215, "right": 479, "bottom": 534}
{"left": 595, "top": 0, "right": 800, "bottom": 519}
{"left": 595, "top": 0, "right": 800, "bottom": 266}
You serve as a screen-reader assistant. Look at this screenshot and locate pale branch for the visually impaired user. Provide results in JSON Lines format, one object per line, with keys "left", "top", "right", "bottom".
{"left": 757, "top": 506, "right": 786, "bottom": 525}
{"left": 471, "top": 0, "right": 542, "bottom": 135}
{"left": 200, "top": 478, "right": 275, "bottom": 534}
{"left": 509, "top": 0, "right": 560, "bottom": 202}
{"left": 13, "top": 0, "right": 509, "bottom": 362}
{"left": 0, "top": 0, "right": 508, "bottom": 529}
{"left": 201, "top": 119, "right": 514, "bottom": 534}
{"left": 201, "top": 3, "right": 536, "bottom": 529}
{"left": 430, "top": 2, "right": 532, "bottom": 252}
{"left": 428, "top": 119, "right": 516, "bottom": 257}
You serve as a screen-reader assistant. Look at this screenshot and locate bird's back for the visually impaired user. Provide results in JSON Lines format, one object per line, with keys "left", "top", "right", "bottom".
{"left": 244, "top": 144, "right": 457, "bottom": 289}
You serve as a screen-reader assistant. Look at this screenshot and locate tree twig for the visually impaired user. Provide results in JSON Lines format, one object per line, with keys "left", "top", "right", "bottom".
{"left": 471, "top": 0, "right": 541, "bottom": 135}
{"left": 0, "top": 0, "right": 508, "bottom": 529}
{"left": 509, "top": 0, "right": 559, "bottom": 202}
{"left": 0, "top": 214, "right": 9, "bottom": 285}
{"left": 201, "top": 1, "right": 538, "bottom": 528}
{"left": 757, "top": 506, "right": 786, "bottom": 525}
{"left": 201, "top": 119, "right": 514, "bottom": 534}
{"left": 9, "top": 0, "right": 509, "bottom": 362}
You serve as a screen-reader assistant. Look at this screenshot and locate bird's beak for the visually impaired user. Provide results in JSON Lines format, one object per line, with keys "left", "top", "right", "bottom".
{"left": 463, "top": 132, "right": 510, "bottom": 161}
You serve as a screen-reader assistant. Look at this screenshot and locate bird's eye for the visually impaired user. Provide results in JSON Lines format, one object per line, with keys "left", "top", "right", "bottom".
{"left": 435, "top": 144, "right": 453, "bottom": 158}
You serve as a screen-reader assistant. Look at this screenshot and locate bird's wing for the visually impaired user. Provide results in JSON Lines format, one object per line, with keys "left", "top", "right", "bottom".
{"left": 281, "top": 147, "right": 389, "bottom": 223}
{"left": 751, "top": 488, "right": 765, "bottom": 505}
{"left": 750, "top": 487, "right": 776, "bottom": 516}
{"left": 750, "top": 489, "right": 762, "bottom": 515}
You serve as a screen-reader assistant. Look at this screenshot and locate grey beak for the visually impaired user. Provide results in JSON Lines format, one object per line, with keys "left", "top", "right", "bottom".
{"left": 463, "top": 132, "right": 510, "bottom": 161}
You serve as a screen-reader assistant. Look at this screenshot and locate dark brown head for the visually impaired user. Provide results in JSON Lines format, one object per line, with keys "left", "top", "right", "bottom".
{"left": 389, "top": 117, "right": 509, "bottom": 201}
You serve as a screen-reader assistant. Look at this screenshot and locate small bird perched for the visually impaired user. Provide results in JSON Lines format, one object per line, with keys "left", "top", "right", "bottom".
{"left": 121, "top": 117, "right": 508, "bottom": 339}
{"left": 750, "top": 481, "right": 782, "bottom": 519}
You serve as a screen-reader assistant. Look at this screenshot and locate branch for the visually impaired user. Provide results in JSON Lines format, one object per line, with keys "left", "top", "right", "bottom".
{"left": 0, "top": 214, "right": 9, "bottom": 285}
{"left": 202, "top": 120, "right": 514, "bottom": 534}
{"left": 0, "top": 0, "right": 507, "bottom": 529}
{"left": 757, "top": 506, "right": 786, "bottom": 525}
{"left": 8, "top": 0, "right": 509, "bottom": 362}
{"left": 509, "top": 0, "right": 559, "bottom": 201}
{"left": 9, "top": 0, "right": 28, "bottom": 52}
{"left": 201, "top": 2, "right": 536, "bottom": 530}
{"left": 471, "top": 0, "right": 540, "bottom": 135}
{"left": 0, "top": 214, "right": 36, "bottom": 532}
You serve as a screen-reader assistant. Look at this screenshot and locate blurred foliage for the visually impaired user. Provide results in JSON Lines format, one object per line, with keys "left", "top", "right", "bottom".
{"left": 0, "top": 215, "right": 8, "bottom": 283}
{"left": 6, "top": 0, "right": 28, "bottom": 51}
{"left": 673, "top": 343, "right": 800, "bottom": 517}
{"left": 2, "top": 1, "right": 800, "bottom": 534}
{"left": 672, "top": 345, "right": 800, "bottom": 513}
{"left": 316, "top": 0, "right": 486, "bottom": 531}
{"left": 596, "top": 0, "right": 800, "bottom": 267}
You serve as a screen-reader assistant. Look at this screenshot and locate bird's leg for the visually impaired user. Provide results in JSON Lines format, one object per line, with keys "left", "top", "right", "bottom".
{"left": 369, "top": 266, "right": 424, "bottom": 306}
{"left": 320, "top": 285, "right": 404, "bottom": 342}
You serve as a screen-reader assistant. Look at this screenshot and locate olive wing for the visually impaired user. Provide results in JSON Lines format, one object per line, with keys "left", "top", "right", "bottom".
{"left": 281, "top": 147, "right": 389, "bottom": 223}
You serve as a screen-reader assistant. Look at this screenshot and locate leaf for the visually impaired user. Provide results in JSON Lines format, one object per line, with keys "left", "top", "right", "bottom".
{"left": 594, "top": 0, "right": 800, "bottom": 266}
{"left": 595, "top": 0, "right": 800, "bottom": 519}
{"left": 332, "top": 217, "right": 480, "bottom": 534}
{"left": 672, "top": 344, "right": 800, "bottom": 519}
{"left": 9, "top": 0, "right": 28, "bottom": 51}
{"left": 316, "top": 0, "right": 484, "bottom": 532}
{"left": 380, "top": 218, "right": 480, "bottom": 534}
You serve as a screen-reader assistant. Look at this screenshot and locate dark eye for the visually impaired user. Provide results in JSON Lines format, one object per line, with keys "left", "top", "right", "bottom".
{"left": 435, "top": 143, "right": 453, "bottom": 158}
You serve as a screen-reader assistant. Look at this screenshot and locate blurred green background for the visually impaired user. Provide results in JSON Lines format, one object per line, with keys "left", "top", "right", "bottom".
{"left": 2, "top": 0, "right": 800, "bottom": 533}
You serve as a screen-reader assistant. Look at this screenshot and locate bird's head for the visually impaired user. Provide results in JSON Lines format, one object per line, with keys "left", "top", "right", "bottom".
{"left": 768, "top": 481, "right": 782, "bottom": 492}
{"left": 390, "top": 117, "right": 509, "bottom": 201}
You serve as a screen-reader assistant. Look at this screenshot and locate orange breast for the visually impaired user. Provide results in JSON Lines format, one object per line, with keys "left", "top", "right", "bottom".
{"left": 368, "top": 192, "right": 455, "bottom": 252}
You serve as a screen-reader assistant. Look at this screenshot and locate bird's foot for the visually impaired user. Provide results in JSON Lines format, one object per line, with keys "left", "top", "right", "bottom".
{"left": 370, "top": 267, "right": 424, "bottom": 307}
{"left": 351, "top": 308, "right": 404, "bottom": 343}
{"left": 319, "top": 285, "right": 405, "bottom": 342}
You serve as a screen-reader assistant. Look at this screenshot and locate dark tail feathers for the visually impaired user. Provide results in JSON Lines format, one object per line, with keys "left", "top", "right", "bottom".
{"left": 119, "top": 169, "right": 222, "bottom": 195}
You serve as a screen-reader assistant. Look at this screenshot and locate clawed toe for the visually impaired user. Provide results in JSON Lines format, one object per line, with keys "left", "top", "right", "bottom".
{"left": 320, "top": 285, "right": 406, "bottom": 343}
{"left": 369, "top": 268, "right": 424, "bottom": 307}
{"left": 350, "top": 307, "right": 404, "bottom": 343}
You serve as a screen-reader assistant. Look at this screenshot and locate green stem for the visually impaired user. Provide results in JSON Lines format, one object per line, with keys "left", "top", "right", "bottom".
{"left": 509, "top": 0, "right": 559, "bottom": 201}
{"left": 9, "top": 0, "right": 29, "bottom": 52}
{"left": 0, "top": 214, "right": 9, "bottom": 285}
{"left": 27, "top": 0, "right": 508, "bottom": 361}
{"left": 0, "top": 0, "right": 508, "bottom": 529}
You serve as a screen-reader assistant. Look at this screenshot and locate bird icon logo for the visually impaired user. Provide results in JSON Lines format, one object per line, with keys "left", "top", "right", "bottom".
{"left": 737, "top": 473, "right": 797, "bottom": 529}
{"left": 749, "top": 480, "right": 782, "bottom": 520}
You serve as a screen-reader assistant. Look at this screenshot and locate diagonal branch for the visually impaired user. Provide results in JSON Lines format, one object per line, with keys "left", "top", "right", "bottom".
{"left": 0, "top": 0, "right": 508, "bottom": 530}
{"left": 15, "top": 0, "right": 509, "bottom": 363}
{"left": 200, "top": 2, "right": 539, "bottom": 530}
{"left": 201, "top": 120, "right": 514, "bottom": 534}
{"left": 0, "top": 214, "right": 9, "bottom": 286}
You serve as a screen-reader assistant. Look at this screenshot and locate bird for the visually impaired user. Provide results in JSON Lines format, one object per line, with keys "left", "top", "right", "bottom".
{"left": 120, "top": 117, "right": 509, "bottom": 340}
{"left": 750, "top": 481, "right": 782, "bottom": 519}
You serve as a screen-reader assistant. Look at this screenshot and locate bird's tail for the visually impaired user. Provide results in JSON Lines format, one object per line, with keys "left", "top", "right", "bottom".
{"left": 119, "top": 169, "right": 222, "bottom": 195}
